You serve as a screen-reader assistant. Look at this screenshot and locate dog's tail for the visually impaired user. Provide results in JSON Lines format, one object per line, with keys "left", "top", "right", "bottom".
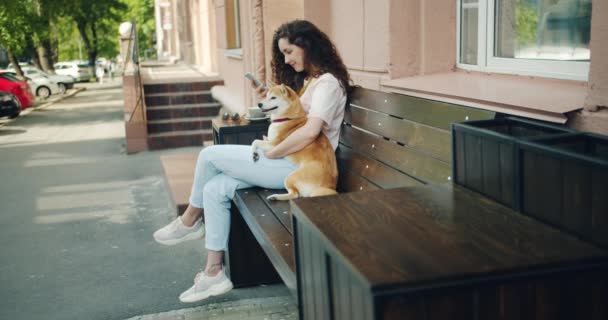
{"left": 310, "top": 187, "right": 337, "bottom": 197}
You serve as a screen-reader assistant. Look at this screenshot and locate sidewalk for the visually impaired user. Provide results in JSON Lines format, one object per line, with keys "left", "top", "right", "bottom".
{"left": 126, "top": 296, "right": 297, "bottom": 320}
{"left": 0, "top": 77, "right": 297, "bottom": 320}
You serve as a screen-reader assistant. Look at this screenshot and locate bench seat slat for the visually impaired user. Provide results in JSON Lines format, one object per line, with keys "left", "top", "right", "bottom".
{"left": 350, "top": 88, "right": 496, "bottom": 131}
{"left": 257, "top": 189, "right": 292, "bottom": 234}
{"left": 346, "top": 106, "right": 452, "bottom": 162}
{"left": 234, "top": 189, "right": 296, "bottom": 290}
{"left": 340, "top": 126, "right": 452, "bottom": 184}
{"left": 337, "top": 145, "right": 423, "bottom": 189}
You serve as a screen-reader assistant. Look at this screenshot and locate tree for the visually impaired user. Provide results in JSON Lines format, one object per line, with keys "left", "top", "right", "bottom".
{"left": 122, "top": 0, "right": 156, "bottom": 60}
{"left": 0, "top": 0, "right": 31, "bottom": 77}
{"left": 62, "top": 0, "right": 127, "bottom": 67}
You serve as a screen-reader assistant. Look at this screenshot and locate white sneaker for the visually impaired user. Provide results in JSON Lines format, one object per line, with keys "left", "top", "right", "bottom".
{"left": 153, "top": 216, "right": 204, "bottom": 245}
{"left": 179, "top": 269, "right": 234, "bottom": 303}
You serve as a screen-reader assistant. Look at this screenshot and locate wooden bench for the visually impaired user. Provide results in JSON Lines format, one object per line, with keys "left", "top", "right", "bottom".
{"left": 224, "top": 87, "right": 496, "bottom": 295}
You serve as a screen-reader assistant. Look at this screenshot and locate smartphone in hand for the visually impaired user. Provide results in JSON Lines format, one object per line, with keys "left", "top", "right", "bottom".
{"left": 245, "top": 72, "right": 266, "bottom": 89}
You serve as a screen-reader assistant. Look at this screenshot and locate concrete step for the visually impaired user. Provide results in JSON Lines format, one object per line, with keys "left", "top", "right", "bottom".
{"left": 146, "top": 103, "right": 222, "bottom": 120}
{"left": 147, "top": 129, "right": 214, "bottom": 150}
{"left": 145, "top": 92, "right": 215, "bottom": 106}
{"left": 147, "top": 116, "right": 215, "bottom": 134}
{"left": 145, "top": 90, "right": 211, "bottom": 98}
{"left": 143, "top": 81, "right": 223, "bottom": 94}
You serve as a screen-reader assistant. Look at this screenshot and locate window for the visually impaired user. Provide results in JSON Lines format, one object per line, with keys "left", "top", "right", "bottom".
{"left": 457, "top": 0, "right": 592, "bottom": 81}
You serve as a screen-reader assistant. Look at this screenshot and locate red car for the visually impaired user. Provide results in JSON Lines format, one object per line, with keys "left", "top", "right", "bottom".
{"left": 0, "top": 72, "right": 35, "bottom": 109}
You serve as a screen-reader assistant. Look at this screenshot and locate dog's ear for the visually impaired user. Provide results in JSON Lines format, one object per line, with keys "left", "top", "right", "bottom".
{"left": 267, "top": 79, "right": 276, "bottom": 87}
{"left": 279, "top": 84, "right": 287, "bottom": 96}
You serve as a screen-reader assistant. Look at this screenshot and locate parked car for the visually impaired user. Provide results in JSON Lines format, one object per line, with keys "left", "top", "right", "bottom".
{"left": 0, "top": 72, "right": 35, "bottom": 109}
{"left": 0, "top": 92, "right": 21, "bottom": 118}
{"left": 54, "top": 61, "right": 92, "bottom": 82}
{"left": 6, "top": 67, "right": 74, "bottom": 94}
{"left": 2, "top": 71, "right": 59, "bottom": 100}
{"left": 21, "top": 67, "right": 75, "bottom": 94}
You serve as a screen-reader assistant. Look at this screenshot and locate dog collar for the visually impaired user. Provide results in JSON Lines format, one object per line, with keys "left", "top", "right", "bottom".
{"left": 272, "top": 118, "right": 291, "bottom": 123}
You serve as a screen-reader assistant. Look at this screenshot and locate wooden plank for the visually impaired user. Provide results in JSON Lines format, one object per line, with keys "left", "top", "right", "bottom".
{"left": 481, "top": 138, "right": 502, "bottom": 202}
{"left": 337, "top": 145, "right": 422, "bottom": 189}
{"left": 340, "top": 126, "right": 452, "bottom": 184}
{"left": 347, "top": 106, "right": 452, "bottom": 162}
{"left": 302, "top": 226, "right": 316, "bottom": 320}
{"left": 499, "top": 142, "right": 516, "bottom": 207}
{"left": 464, "top": 133, "right": 483, "bottom": 192}
{"left": 350, "top": 87, "right": 495, "bottom": 131}
{"left": 382, "top": 296, "right": 427, "bottom": 320}
{"left": 592, "top": 167, "right": 608, "bottom": 248}
{"left": 233, "top": 189, "right": 296, "bottom": 290}
{"left": 291, "top": 185, "right": 608, "bottom": 289}
{"left": 522, "top": 152, "right": 562, "bottom": 226}
{"left": 256, "top": 188, "right": 292, "bottom": 233}
{"left": 562, "top": 162, "right": 592, "bottom": 238}
{"left": 312, "top": 237, "right": 329, "bottom": 320}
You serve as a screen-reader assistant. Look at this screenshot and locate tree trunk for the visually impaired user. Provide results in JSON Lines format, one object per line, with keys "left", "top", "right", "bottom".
{"left": 30, "top": 49, "right": 43, "bottom": 70}
{"left": 26, "top": 35, "right": 43, "bottom": 70}
{"left": 37, "top": 39, "right": 55, "bottom": 73}
{"left": 7, "top": 49, "right": 24, "bottom": 78}
{"left": 76, "top": 19, "right": 96, "bottom": 69}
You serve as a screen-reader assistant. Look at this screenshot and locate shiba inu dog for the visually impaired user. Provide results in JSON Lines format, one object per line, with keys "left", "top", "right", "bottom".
{"left": 251, "top": 84, "right": 338, "bottom": 201}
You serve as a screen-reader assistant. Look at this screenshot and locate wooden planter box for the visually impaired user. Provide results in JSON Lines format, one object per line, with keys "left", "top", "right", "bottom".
{"left": 452, "top": 117, "right": 573, "bottom": 210}
{"left": 519, "top": 133, "right": 608, "bottom": 248}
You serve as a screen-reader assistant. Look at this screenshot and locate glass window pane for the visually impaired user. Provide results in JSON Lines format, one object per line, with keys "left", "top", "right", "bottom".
{"left": 460, "top": 0, "right": 479, "bottom": 65}
{"left": 495, "top": 0, "right": 591, "bottom": 61}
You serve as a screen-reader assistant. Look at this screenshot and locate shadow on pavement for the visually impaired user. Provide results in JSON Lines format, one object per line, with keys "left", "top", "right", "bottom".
{"left": 0, "top": 128, "right": 27, "bottom": 136}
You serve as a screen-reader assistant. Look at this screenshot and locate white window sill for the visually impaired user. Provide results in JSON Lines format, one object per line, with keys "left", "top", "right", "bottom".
{"left": 224, "top": 48, "right": 243, "bottom": 60}
{"left": 381, "top": 71, "right": 588, "bottom": 123}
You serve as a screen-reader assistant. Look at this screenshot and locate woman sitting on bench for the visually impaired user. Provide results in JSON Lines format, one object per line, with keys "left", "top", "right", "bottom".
{"left": 152, "top": 19, "right": 352, "bottom": 303}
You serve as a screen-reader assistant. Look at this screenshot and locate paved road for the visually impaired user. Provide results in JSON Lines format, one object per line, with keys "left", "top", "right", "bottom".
{"left": 0, "top": 80, "right": 289, "bottom": 320}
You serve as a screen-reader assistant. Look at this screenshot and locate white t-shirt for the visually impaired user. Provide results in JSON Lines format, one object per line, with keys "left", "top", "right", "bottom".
{"left": 299, "top": 73, "right": 347, "bottom": 150}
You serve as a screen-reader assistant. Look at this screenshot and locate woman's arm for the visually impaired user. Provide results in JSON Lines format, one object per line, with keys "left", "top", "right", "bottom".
{"left": 264, "top": 117, "right": 324, "bottom": 159}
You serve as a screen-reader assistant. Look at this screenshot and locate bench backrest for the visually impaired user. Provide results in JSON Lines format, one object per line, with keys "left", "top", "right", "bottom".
{"left": 337, "top": 87, "right": 496, "bottom": 192}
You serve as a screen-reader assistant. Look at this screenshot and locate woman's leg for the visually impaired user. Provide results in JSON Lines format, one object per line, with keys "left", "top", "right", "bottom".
{"left": 178, "top": 147, "right": 296, "bottom": 303}
{"left": 154, "top": 144, "right": 295, "bottom": 245}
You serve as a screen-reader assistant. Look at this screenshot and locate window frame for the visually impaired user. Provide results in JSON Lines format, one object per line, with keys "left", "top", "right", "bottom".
{"left": 456, "top": 0, "right": 590, "bottom": 81}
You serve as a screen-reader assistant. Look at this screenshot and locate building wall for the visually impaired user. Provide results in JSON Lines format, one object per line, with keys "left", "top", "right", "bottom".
{"left": 158, "top": 0, "right": 607, "bottom": 125}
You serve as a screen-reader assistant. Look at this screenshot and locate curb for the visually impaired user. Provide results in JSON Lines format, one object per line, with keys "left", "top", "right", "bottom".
{"left": 32, "top": 87, "right": 87, "bottom": 111}
{"left": 122, "top": 296, "right": 297, "bottom": 320}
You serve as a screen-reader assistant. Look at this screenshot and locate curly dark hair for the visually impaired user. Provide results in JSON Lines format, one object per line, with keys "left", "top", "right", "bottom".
{"left": 271, "top": 20, "right": 352, "bottom": 96}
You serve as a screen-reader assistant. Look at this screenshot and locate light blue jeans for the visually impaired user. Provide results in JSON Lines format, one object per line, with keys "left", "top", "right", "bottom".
{"left": 189, "top": 144, "right": 298, "bottom": 251}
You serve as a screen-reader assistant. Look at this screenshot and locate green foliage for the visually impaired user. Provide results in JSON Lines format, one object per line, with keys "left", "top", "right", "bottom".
{"left": 1, "top": 0, "right": 155, "bottom": 65}
{"left": 515, "top": 1, "right": 539, "bottom": 48}
{"left": 56, "top": 17, "right": 81, "bottom": 61}
{"left": 0, "top": 1, "right": 32, "bottom": 54}
{"left": 122, "top": 0, "right": 156, "bottom": 60}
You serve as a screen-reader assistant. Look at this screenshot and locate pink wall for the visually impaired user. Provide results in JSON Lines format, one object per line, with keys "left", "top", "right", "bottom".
{"left": 205, "top": 0, "right": 607, "bottom": 130}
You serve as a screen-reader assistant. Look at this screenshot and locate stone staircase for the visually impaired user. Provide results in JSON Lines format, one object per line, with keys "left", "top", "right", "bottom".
{"left": 143, "top": 81, "right": 223, "bottom": 150}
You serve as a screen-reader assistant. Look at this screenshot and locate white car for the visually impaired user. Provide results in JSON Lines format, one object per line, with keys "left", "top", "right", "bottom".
{"left": 2, "top": 71, "right": 59, "bottom": 99}
{"left": 54, "top": 62, "right": 92, "bottom": 82}
{"left": 10, "top": 67, "right": 75, "bottom": 94}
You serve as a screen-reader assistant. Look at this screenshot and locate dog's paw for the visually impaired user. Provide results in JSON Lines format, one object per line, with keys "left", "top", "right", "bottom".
{"left": 253, "top": 152, "right": 259, "bottom": 162}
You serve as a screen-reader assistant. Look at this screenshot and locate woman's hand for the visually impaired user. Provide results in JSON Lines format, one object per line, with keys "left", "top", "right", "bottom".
{"left": 252, "top": 82, "right": 267, "bottom": 100}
